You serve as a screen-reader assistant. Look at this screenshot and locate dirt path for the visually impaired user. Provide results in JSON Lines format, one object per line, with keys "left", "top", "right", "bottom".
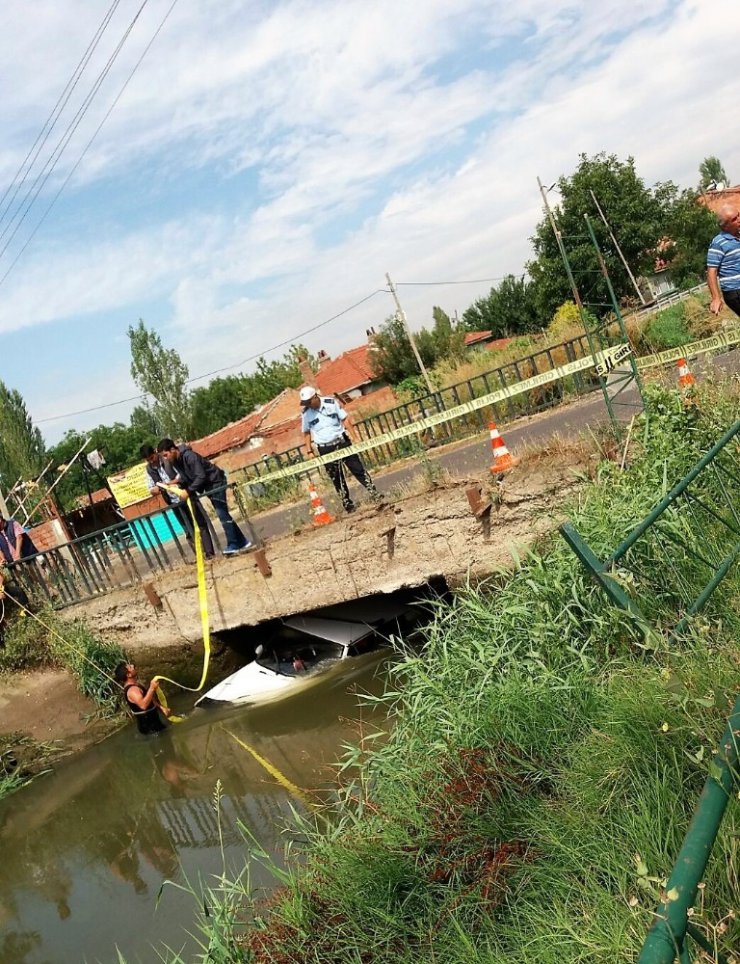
{"left": 0, "top": 668, "right": 119, "bottom": 756}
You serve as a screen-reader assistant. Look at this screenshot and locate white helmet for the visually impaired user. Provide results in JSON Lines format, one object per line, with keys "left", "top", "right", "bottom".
{"left": 299, "top": 386, "right": 318, "bottom": 403}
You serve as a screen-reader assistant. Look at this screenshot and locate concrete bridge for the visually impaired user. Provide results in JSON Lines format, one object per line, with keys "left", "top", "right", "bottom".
{"left": 62, "top": 453, "right": 587, "bottom": 656}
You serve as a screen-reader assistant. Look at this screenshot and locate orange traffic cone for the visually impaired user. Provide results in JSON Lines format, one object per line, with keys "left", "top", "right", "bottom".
{"left": 488, "top": 422, "right": 520, "bottom": 474}
{"left": 677, "top": 357, "right": 695, "bottom": 391}
{"left": 308, "top": 480, "right": 335, "bottom": 526}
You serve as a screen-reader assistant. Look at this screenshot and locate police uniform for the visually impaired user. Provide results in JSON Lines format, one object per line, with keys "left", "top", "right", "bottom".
{"left": 301, "top": 396, "right": 380, "bottom": 512}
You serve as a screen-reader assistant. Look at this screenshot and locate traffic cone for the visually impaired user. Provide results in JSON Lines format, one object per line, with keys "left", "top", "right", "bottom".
{"left": 308, "top": 480, "right": 335, "bottom": 526}
{"left": 488, "top": 422, "right": 520, "bottom": 474}
{"left": 677, "top": 358, "right": 695, "bottom": 391}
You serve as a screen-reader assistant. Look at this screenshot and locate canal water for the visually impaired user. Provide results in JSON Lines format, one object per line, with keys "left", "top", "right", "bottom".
{"left": 0, "top": 651, "right": 393, "bottom": 964}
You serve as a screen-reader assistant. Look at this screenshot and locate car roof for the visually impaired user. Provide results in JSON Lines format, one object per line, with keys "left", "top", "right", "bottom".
{"left": 282, "top": 615, "right": 375, "bottom": 645}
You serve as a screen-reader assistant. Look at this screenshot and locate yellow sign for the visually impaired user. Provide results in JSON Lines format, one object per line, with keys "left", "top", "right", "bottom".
{"left": 107, "top": 462, "right": 151, "bottom": 508}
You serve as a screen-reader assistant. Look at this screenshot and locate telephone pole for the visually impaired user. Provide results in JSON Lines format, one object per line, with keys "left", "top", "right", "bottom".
{"left": 536, "top": 176, "right": 584, "bottom": 311}
{"left": 589, "top": 190, "right": 647, "bottom": 305}
{"left": 385, "top": 272, "right": 434, "bottom": 394}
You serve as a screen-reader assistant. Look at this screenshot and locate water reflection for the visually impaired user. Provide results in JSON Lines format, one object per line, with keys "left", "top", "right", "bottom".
{"left": 0, "top": 651, "right": 391, "bottom": 964}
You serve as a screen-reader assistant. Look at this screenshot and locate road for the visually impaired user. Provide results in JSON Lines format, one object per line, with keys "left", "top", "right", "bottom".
{"left": 249, "top": 349, "right": 738, "bottom": 543}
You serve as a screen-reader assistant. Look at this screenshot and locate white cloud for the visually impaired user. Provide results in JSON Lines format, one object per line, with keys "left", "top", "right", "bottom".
{"left": 0, "top": 0, "right": 738, "bottom": 444}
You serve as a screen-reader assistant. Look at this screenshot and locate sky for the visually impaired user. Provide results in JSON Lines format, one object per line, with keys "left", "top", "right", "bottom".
{"left": 0, "top": 0, "right": 737, "bottom": 444}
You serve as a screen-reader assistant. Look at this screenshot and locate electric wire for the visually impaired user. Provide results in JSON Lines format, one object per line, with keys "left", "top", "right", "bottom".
{"left": 32, "top": 272, "right": 509, "bottom": 424}
{"left": 0, "top": 0, "right": 122, "bottom": 231}
{"left": 0, "top": 0, "right": 180, "bottom": 292}
{"left": 34, "top": 285, "right": 388, "bottom": 423}
{"left": 0, "top": 0, "right": 151, "bottom": 259}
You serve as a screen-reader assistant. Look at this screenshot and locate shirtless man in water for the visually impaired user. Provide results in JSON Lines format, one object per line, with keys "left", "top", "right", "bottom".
{"left": 114, "top": 662, "right": 170, "bottom": 735}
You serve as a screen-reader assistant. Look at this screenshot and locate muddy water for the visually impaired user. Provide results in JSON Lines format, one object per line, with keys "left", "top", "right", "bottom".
{"left": 0, "top": 652, "right": 392, "bottom": 964}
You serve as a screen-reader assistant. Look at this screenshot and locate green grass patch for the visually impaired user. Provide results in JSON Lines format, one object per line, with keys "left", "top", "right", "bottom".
{"left": 123, "top": 376, "right": 740, "bottom": 963}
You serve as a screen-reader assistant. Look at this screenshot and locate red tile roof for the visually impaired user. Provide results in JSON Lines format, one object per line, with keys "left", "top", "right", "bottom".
{"left": 315, "top": 344, "right": 378, "bottom": 397}
{"left": 464, "top": 330, "right": 493, "bottom": 346}
{"left": 484, "top": 337, "right": 515, "bottom": 353}
{"left": 191, "top": 389, "right": 303, "bottom": 460}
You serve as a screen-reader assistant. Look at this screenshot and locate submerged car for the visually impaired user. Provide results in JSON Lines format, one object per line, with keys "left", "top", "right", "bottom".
{"left": 195, "top": 598, "right": 413, "bottom": 707}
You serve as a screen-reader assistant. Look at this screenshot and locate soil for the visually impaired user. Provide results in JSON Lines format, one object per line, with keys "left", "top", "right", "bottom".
{"left": 0, "top": 668, "right": 120, "bottom": 759}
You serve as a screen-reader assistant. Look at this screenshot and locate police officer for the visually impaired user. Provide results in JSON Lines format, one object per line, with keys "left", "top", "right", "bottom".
{"left": 300, "top": 386, "right": 381, "bottom": 513}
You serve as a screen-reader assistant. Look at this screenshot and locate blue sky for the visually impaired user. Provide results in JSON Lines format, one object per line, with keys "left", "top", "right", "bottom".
{"left": 0, "top": 0, "right": 737, "bottom": 444}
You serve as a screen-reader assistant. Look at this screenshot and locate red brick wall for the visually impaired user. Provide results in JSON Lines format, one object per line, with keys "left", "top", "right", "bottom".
{"left": 28, "top": 519, "right": 66, "bottom": 552}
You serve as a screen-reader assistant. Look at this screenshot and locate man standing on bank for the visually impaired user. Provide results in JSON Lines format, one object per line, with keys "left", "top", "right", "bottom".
{"left": 300, "top": 386, "right": 381, "bottom": 513}
{"left": 140, "top": 444, "right": 215, "bottom": 559}
{"left": 157, "top": 439, "right": 251, "bottom": 556}
{"left": 707, "top": 203, "right": 740, "bottom": 318}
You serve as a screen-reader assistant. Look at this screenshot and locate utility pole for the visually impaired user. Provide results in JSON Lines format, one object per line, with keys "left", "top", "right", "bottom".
{"left": 385, "top": 272, "right": 434, "bottom": 394}
{"left": 536, "top": 176, "right": 584, "bottom": 311}
{"left": 589, "top": 189, "right": 647, "bottom": 305}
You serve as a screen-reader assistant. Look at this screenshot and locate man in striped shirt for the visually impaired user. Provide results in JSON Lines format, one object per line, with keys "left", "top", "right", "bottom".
{"left": 707, "top": 203, "right": 740, "bottom": 318}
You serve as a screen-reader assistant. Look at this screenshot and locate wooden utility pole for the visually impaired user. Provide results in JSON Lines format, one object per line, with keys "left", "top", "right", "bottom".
{"left": 589, "top": 189, "right": 647, "bottom": 305}
{"left": 385, "top": 272, "right": 434, "bottom": 394}
{"left": 536, "top": 176, "right": 584, "bottom": 311}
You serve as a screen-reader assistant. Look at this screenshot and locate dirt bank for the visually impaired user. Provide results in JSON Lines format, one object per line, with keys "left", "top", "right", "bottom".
{"left": 0, "top": 668, "right": 121, "bottom": 757}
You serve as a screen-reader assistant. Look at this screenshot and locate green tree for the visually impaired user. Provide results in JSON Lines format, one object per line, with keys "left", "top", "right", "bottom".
{"left": 462, "top": 274, "right": 542, "bottom": 336}
{"left": 0, "top": 382, "right": 46, "bottom": 496}
{"left": 369, "top": 314, "right": 438, "bottom": 385}
{"left": 528, "top": 153, "right": 665, "bottom": 319}
{"left": 191, "top": 375, "right": 252, "bottom": 438}
{"left": 698, "top": 156, "right": 729, "bottom": 191}
{"left": 660, "top": 186, "right": 719, "bottom": 287}
{"left": 128, "top": 320, "right": 193, "bottom": 440}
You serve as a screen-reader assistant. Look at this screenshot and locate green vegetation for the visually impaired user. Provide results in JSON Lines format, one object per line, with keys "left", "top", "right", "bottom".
{"left": 0, "top": 732, "right": 58, "bottom": 802}
{"left": 0, "top": 608, "right": 125, "bottom": 716}
{"left": 146, "top": 377, "right": 738, "bottom": 963}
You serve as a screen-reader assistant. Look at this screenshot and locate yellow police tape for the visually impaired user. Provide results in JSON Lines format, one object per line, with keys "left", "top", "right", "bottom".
{"left": 238, "top": 327, "right": 740, "bottom": 490}
{"left": 221, "top": 725, "right": 313, "bottom": 806}
{"left": 152, "top": 499, "right": 211, "bottom": 723}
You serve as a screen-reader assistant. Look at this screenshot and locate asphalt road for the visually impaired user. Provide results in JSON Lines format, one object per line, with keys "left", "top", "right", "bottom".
{"left": 248, "top": 349, "right": 738, "bottom": 543}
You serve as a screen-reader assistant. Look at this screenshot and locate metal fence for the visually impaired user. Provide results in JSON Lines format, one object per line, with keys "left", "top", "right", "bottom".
{"left": 3, "top": 483, "right": 260, "bottom": 610}
{"left": 234, "top": 330, "right": 603, "bottom": 489}
{"left": 561, "top": 419, "right": 740, "bottom": 641}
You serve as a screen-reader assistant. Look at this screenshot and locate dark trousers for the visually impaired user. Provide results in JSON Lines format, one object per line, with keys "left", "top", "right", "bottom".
{"left": 172, "top": 498, "right": 214, "bottom": 557}
{"left": 723, "top": 288, "right": 740, "bottom": 318}
{"left": 318, "top": 438, "right": 377, "bottom": 510}
{"left": 206, "top": 485, "right": 248, "bottom": 550}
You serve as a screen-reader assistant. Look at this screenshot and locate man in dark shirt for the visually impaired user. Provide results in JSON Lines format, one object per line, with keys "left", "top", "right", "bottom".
{"left": 140, "top": 444, "right": 215, "bottom": 558}
{"left": 157, "top": 439, "right": 250, "bottom": 555}
{"left": 115, "top": 662, "right": 169, "bottom": 735}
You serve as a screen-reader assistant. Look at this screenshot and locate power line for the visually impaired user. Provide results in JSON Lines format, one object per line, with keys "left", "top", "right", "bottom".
{"left": 0, "top": 0, "right": 178, "bottom": 291}
{"left": 395, "top": 276, "right": 510, "bottom": 286}
{"left": 33, "top": 271, "right": 520, "bottom": 427}
{"left": 0, "top": 0, "right": 151, "bottom": 261}
{"left": 34, "top": 287, "right": 388, "bottom": 424}
{"left": 0, "top": 0, "right": 122, "bottom": 231}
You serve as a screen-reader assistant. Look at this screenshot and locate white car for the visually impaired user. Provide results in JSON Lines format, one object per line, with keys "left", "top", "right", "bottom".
{"left": 195, "top": 598, "right": 411, "bottom": 708}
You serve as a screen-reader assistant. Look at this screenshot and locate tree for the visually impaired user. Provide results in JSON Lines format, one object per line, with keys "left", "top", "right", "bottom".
{"left": 461, "top": 274, "right": 542, "bottom": 336}
{"left": 528, "top": 153, "right": 666, "bottom": 319}
{"left": 0, "top": 382, "right": 46, "bottom": 495}
{"left": 699, "top": 156, "right": 729, "bottom": 191}
{"left": 660, "top": 186, "right": 719, "bottom": 287}
{"left": 128, "top": 320, "right": 194, "bottom": 440}
{"left": 191, "top": 375, "right": 252, "bottom": 438}
{"left": 369, "top": 314, "right": 438, "bottom": 385}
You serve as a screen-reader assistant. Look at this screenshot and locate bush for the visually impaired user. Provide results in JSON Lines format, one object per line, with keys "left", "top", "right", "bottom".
{"left": 641, "top": 303, "right": 691, "bottom": 350}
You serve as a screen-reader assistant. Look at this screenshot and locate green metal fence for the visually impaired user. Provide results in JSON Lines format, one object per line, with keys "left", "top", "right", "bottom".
{"left": 561, "top": 419, "right": 740, "bottom": 641}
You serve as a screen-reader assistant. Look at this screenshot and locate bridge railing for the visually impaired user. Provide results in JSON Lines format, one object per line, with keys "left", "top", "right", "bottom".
{"left": 2, "top": 483, "right": 260, "bottom": 610}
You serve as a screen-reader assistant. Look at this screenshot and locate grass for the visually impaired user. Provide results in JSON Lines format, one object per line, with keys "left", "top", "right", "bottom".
{"left": 0, "top": 731, "right": 59, "bottom": 802}
{"left": 122, "top": 376, "right": 740, "bottom": 963}
{"left": 0, "top": 606, "right": 126, "bottom": 716}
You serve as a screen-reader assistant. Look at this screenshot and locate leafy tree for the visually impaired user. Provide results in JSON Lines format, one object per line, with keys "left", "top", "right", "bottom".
{"left": 660, "top": 186, "right": 719, "bottom": 287}
{"left": 191, "top": 375, "right": 252, "bottom": 438}
{"left": 369, "top": 314, "right": 438, "bottom": 384}
{"left": 528, "top": 153, "right": 665, "bottom": 319}
{"left": 128, "top": 320, "right": 194, "bottom": 440}
{"left": 462, "top": 274, "right": 543, "bottom": 336}
{"left": 0, "top": 382, "right": 46, "bottom": 497}
{"left": 699, "top": 156, "right": 729, "bottom": 191}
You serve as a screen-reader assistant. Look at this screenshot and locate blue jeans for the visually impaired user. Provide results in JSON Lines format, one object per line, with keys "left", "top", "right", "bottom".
{"left": 207, "top": 485, "right": 248, "bottom": 550}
